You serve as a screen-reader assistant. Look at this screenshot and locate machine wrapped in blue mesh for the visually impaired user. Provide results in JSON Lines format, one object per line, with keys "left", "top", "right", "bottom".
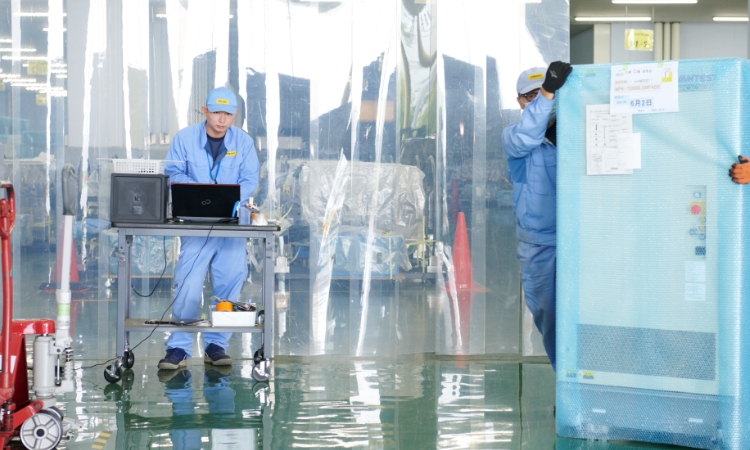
{"left": 556, "top": 58, "right": 750, "bottom": 449}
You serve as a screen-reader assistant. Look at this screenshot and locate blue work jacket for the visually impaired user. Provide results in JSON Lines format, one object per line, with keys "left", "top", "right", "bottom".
{"left": 165, "top": 122, "right": 260, "bottom": 202}
{"left": 502, "top": 95, "right": 556, "bottom": 246}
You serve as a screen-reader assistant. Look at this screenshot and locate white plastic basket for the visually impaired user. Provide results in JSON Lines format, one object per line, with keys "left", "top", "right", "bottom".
{"left": 112, "top": 159, "right": 166, "bottom": 174}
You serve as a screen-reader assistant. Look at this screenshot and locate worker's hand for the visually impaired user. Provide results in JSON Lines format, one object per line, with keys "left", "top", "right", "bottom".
{"left": 541, "top": 61, "right": 572, "bottom": 94}
{"left": 730, "top": 155, "right": 750, "bottom": 184}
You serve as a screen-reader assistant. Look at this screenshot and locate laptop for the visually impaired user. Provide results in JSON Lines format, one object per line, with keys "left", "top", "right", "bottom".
{"left": 171, "top": 183, "right": 240, "bottom": 222}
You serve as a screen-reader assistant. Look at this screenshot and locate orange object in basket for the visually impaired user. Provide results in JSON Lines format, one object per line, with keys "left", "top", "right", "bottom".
{"left": 216, "top": 301, "right": 233, "bottom": 312}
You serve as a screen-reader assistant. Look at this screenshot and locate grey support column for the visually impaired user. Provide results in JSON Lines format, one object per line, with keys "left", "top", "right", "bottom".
{"left": 654, "top": 22, "right": 664, "bottom": 60}
{"left": 593, "top": 24, "right": 611, "bottom": 64}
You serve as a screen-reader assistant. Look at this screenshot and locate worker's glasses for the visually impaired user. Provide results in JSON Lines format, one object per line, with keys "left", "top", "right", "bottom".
{"left": 519, "top": 89, "right": 540, "bottom": 102}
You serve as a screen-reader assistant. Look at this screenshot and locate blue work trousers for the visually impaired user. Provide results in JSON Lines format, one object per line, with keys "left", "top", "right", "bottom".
{"left": 165, "top": 370, "right": 235, "bottom": 449}
{"left": 517, "top": 241, "right": 556, "bottom": 370}
{"left": 166, "top": 236, "right": 248, "bottom": 356}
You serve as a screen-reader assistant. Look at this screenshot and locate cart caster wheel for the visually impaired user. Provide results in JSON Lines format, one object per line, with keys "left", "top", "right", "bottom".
{"left": 253, "top": 348, "right": 264, "bottom": 364}
{"left": 253, "top": 381, "right": 271, "bottom": 406}
{"left": 103, "top": 383, "right": 123, "bottom": 402}
{"left": 123, "top": 350, "right": 135, "bottom": 369}
{"left": 122, "top": 369, "right": 135, "bottom": 390}
{"left": 256, "top": 310, "right": 265, "bottom": 325}
{"left": 104, "top": 363, "right": 122, "bottom": 383}
{"left": 252, "top": 381, "right": 269, "bottom": 395}
{"left": 20, "top": 409, "right": 63, "bottom": 450}
{"left": 252, "top": 360, "right": 269, "bottom": 382}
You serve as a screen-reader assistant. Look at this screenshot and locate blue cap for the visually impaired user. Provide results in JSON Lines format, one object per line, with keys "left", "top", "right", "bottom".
{"left": 516, "top": 67, "right": 546, "bottom": 95}
{"left": 206, "top": 87, "right": 238, "bottom": 114}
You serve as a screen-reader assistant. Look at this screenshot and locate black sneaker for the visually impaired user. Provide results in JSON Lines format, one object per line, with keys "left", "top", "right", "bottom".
{"left": 205, "top": 366, "right": 232, "bottom": 384}
{"left": 158, "top": 347, "right": 189, "bottom": 370}
{"left": 204, "top": 343, "right": 232, "bottom": 366}
{"left": 205, "top": 366, "right": 232, "bottom": 380}
{"left": 158, "top": 367, "right": 190, "bottom": 384}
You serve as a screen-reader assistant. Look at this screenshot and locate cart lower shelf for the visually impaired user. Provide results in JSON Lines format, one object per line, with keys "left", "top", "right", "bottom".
{"left": 124, "top": 318, "right": 264, "bottom": 334}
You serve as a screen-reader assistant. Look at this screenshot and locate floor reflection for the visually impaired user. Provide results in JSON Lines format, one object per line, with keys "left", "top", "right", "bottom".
{"left": 52, "top": 359, "right": 692, "bottom": 449}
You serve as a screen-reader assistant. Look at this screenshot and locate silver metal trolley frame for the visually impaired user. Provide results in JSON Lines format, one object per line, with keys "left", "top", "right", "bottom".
{"left": 105, "top": 222, "right": 279, "bottom": 383}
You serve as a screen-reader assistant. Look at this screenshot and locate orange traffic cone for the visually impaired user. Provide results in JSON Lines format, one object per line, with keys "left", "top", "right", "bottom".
{"left": 453, "top": 212, "right": 472, "bottom": 291}
{"left": 445, "top": 212, "right": 490, "bottom": 354}
{"left": 450, "top": 179, "right": 459, "bottom": 230}
{"left": 450, "top": 212, "right": 471, "bottom": 353}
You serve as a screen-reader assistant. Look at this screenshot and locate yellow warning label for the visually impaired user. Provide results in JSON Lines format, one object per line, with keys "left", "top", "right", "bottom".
{"left": 216, "top": 98, "right": 229, "bottom": 105}
{"left": 625, "top": 29, "right": 653, "bottom": 51}
{"left": 226, "top": 150, "right": 237, "bottom": 156}
{"left": 28, "top": 60, "right": 48, "bottom": 75}
{"left": 528, "top": 73, "right": 544, "bottom": 81}
{"left": 582, "top": 371, "right": 595, "bottom": 379}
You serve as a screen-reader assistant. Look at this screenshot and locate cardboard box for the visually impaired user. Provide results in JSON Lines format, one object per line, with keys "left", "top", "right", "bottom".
{"left": 210, "top": 307, "right": 257, "bottom": 327}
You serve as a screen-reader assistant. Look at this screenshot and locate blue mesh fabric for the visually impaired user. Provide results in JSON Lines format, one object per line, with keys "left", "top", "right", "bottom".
{"left": 556, "top": 58, "right": 750, "bottom": 449}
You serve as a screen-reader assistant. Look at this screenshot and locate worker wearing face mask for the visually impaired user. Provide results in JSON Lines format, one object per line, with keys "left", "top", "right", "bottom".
{"left": 502, "top": 61, "right": 572, "bottom": 371}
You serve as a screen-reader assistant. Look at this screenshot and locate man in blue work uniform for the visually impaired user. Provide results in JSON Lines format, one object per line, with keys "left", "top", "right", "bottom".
{"left": 158, "top": 87, "right": 260, "bottom": 370}
{"left": 502, "top": 62, "right": 571, "bottom": 371}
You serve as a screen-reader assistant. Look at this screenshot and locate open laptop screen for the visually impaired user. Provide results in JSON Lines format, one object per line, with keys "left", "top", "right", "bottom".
{"left": 171, "top": 183, "right": 240, "bottom": 222}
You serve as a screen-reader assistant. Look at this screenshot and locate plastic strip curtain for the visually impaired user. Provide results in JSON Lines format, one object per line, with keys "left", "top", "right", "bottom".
{"left": 355, "top": 4, "right": 400, "bottom": 357}
{"left": 311, "top": 154, "right": 349, "bottom": 355}
{"left": 1, "top": 0, "right": 571, "bottom": 361}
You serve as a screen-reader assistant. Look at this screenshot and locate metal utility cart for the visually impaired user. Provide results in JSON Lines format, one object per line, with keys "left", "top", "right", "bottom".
{"left": 105, "top": 222, "right": 279, "bottom": 383}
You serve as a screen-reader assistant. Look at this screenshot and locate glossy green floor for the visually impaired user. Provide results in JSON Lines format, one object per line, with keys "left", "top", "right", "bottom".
{"left": 20, "top": 358, "right": 686, "bottom": 450}
{"left": 12, "top": 247, "right": 695, "bottom": 449}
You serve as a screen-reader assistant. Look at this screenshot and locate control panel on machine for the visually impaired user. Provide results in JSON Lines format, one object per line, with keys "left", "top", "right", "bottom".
{"left": 687, "top": 185, "right": 706, "bottom": 259}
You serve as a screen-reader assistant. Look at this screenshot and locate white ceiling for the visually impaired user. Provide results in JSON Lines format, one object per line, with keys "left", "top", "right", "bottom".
{"left": 570, "top": 0, "right": 749, "bottom": 35}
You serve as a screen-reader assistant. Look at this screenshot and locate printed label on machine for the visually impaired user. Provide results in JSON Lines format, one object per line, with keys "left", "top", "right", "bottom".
{"left": 610, "top": 62, "right": 679, "bottom": 115}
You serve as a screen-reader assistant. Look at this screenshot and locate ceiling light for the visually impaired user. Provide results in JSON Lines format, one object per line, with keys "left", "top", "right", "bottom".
{"left": 42, "top": 28, "right": 67, "bottom": 32}
{"left": 713, "top": 16, "right": 748, "bottom": 22}
{"left": 14, "top": 12, "right": 67, "bottom": 17}
{"left": 0, "top": 48, "right": 36, "bottom": 53}
{"left": 613, "top": 0, "right": 696, "bottom": 3}
{"left": 0, "top": 39, "right": 11, "bottom": 44}
{"left": 575, "top": 16, "right": 652, "bottom": 22}
{"left": 155, "top": 13, "right": 233, "bottom": 19}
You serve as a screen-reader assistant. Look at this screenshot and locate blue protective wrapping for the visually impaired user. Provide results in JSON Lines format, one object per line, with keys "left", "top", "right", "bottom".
{"left": 556, "top": 58, "right": 750, "bottom": 449}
